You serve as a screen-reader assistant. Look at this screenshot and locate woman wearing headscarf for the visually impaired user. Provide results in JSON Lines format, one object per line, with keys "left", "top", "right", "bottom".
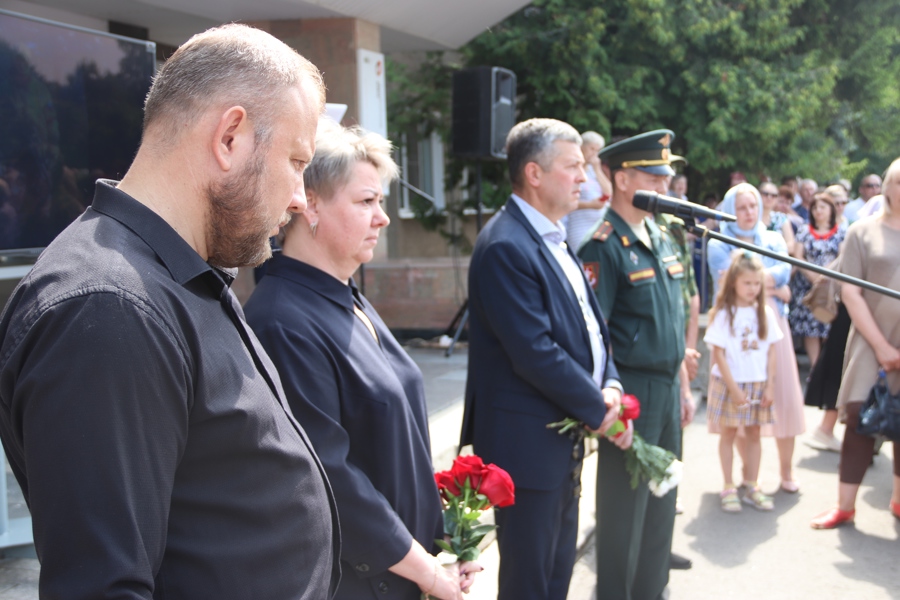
{"left": 707, "top": 183, "right": 806, "bottom": 494}
{"left": 245, "top": 121, "right": 478, "bottom": 599}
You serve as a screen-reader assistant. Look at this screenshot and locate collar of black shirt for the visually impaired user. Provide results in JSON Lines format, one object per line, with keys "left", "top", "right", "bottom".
{"left": 91, "top": 180, "right": 236, "bottom": 290}
{"left": 264, "top": 253, "right": 360, "bottom": 311}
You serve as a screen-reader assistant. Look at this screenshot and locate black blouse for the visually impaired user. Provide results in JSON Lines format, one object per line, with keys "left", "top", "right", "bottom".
{"left": 245, "top": 254, "right": 443, "bottom": 600}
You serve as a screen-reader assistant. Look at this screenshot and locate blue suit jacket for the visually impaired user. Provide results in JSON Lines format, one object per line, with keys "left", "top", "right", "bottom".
{"left": 460, "top": 198, "right": 619, "bottom": 491}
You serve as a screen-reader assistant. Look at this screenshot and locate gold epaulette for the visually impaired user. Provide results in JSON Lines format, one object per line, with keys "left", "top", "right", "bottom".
{"left": 592, "top": 221, "right": 614, "bottom": 243}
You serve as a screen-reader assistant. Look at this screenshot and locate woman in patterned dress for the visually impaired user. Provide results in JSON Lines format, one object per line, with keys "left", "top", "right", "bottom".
{"left": 789, "top": 193, "right": 846, "bottom": 367}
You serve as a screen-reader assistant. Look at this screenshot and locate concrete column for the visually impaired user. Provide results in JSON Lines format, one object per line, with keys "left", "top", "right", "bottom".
{"left": 247, "top": 18, "right": 380, "bottom": 128}
{"left": 247, "top": 17, "right": 390, "bottom": 268}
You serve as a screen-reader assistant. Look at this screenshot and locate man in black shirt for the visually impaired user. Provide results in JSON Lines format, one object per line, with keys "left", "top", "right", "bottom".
{"left": 0, "top": 24, "right": 339, "bottom": 599}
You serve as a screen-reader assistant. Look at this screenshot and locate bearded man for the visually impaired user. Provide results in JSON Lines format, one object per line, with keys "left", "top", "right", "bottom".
{"left": 0, "top": 24, "right": 340, "bottom": 599}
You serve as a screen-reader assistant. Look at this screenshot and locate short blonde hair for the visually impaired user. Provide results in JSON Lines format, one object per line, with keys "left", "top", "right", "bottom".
{"left": 879, "top": 158, "right": 900, "bottom": 215}
{"left": 823, "top": 184, "right": 848, "bottom": 203}
{"left": 303, "top": 119, "right": 399, "bottom": 200}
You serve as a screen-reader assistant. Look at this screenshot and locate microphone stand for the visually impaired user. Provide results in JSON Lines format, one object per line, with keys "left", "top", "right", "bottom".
{"left": 683, "top": 217, "right": 900, "bottom": 301}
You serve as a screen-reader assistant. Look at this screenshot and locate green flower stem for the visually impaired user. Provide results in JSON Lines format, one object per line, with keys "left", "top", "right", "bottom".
{"left": 547, "top": 418, "right": 676, "bottom": 491}
{"left": 437, "top": 476, "right": 496, "bottom": 565}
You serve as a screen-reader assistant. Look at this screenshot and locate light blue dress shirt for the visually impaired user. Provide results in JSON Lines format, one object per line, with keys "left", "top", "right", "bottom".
{"left": 511, "top": 195, "right": 618, "bottom": 391}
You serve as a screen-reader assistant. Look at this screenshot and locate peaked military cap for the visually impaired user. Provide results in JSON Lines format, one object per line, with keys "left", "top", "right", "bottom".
{"left": 599, "top": 129, "right": 685, "bottom": 176}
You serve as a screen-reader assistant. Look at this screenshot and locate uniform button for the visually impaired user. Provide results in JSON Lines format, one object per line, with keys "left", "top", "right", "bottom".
{"left": 378, "top": 581, "right": 389, "bottom": 593}
{"left": 356, "top": 563, "right": 370, "bottom": 573}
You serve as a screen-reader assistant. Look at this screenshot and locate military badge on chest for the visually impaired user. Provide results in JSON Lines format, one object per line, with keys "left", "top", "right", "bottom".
{"left": 583, "top": 262, "right": 600, "bottom": 290}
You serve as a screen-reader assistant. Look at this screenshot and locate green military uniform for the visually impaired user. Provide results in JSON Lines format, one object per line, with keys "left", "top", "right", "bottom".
{"left": 655, "top": 214, "right": 698, "bottom": 323}
{"left": 577, "top": 130, "right": 687, "bottom": 600}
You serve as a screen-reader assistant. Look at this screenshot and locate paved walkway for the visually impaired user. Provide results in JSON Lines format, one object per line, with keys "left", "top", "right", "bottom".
{"left": 567, "top": 401, "right": 899, "bottom": 600}
{"left": 1, "top": 346, "right": 898, "bottom": 599}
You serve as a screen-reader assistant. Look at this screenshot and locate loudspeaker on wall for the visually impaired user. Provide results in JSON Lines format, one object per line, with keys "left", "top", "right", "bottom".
{"left": 452, "top": 66, "right": 516, "bottom": 160}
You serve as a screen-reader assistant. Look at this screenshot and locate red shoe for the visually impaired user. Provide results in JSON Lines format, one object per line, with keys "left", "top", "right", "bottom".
{"left": 891, "top": 501, "right": 900, "bottom": 520}
{"left": 810, "top": 508, "right": 855, "bottom": 529}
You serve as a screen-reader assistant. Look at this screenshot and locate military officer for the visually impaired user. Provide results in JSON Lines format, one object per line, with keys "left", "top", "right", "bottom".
{"left": 655, "top": 210, "right": 700, "bottom": 572}
{"left": 655, "top": 211, "right": 701, "bottom": 397}
{"left": 578, "top": 130, "right": 691, "bottom": 600}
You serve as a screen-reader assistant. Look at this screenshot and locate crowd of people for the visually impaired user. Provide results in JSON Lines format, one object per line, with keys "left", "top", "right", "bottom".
{"left": 692, "top": 171, "right": 899, "bottom": 530}
{"left": 0, "top": 20, "right": 896, "bottom": 600}
{"left": 520, "top": 123, "right": 899, "bottom": 598}
{"left": 684, "top": 169, "right": 900, "bottom": 529}
{"left": 668, "top": 168, "right": 899, "bottom": 531}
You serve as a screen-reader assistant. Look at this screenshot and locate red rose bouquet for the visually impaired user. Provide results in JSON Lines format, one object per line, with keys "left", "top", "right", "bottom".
{"left": 547, "top": 394, "right": 682, "bottom": 497}
{"left": 433, "top": 455, "right": 515, "bottom": 563}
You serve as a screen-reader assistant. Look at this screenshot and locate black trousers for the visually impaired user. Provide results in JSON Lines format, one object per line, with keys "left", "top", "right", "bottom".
{"left": 495, "top": 443, "right": 584, "bottom": 600}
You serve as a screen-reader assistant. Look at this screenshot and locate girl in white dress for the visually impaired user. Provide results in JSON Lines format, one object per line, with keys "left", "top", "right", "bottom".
{"left": 705, "top": 252, "right": 784, "bottom": 512}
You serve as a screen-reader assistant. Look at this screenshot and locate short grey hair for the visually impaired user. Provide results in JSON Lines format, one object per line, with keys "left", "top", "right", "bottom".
{"left": 800, "top": 178, "right": 818, "bottom": 190}
{"left": 144, "top": 23, "right": 325, "bottom": 146}
{"left": 861, "top": 173, "right": 883, "bottom": 186}
{"left": 303, "top": 119, "right": 399, "bottom": 201}
{"left": 506, "top": 118, "right": 582, "bottom": 189}
{"left": 581, "top": 131, "right": 605, "bottom": 148}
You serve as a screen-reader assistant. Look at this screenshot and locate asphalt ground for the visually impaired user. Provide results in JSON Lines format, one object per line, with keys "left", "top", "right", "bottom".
{"left": 0, "top": 345, "right": 897, "bottom": 599}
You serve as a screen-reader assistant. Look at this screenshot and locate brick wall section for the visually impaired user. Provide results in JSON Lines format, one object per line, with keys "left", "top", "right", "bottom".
{"left": 359, "top": 258, "right": 469, "bottom": 330}
{"left": 234, "top": 258, "right": 469, "bottom": 332}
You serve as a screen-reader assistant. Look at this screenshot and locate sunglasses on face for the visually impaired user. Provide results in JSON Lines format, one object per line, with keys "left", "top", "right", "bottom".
{"left": 863, "top": 183, "right": 881, "bottom": 188}
{"left": 760, "top": 192, "right": 778, "bottom": 198}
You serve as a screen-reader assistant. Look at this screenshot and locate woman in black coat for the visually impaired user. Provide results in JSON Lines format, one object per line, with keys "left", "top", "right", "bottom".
{"left": 245, "top": 120, "right": 477, "bottom": 600}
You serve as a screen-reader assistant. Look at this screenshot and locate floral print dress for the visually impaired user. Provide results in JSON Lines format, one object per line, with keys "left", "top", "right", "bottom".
{"left": 789, "top": 224, "right": 845, "bottom": 338}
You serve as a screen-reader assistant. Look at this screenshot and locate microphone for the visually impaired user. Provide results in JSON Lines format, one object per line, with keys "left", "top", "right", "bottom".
{"left": 632, "top": 191, "right": 736, "bottom": 222}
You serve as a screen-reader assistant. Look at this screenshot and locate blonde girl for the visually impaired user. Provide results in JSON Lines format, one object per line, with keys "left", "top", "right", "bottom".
{"left": 704, "top": 252, "right": 784, "bottom": 512}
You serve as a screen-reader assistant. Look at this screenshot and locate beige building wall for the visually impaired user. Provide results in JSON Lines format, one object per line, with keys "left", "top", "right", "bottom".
{"left": 247, "top": 17, "right": 380, "bottom": 129}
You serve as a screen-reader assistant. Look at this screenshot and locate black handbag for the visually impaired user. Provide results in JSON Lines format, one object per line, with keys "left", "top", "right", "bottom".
{"left": 857, "top": 369, "right": 900, "bottom": 441}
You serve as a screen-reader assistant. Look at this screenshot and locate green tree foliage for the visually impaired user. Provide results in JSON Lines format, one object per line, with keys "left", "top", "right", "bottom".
{"left": 386, "top": 53, "right": 459, "bottom": 234}
{"left": 387, "top": 52, "right": 509, "bottom": 244}
{"left": 387, "top": 52, "right": 457, "bottom": 141}
{"left": 391, "top": 0, "right": 900, "bottom": 206}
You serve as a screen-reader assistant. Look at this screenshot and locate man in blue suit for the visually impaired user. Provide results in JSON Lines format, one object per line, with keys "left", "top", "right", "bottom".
{"left": 460, "top": 118, "right": 626, "bottom": 600}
